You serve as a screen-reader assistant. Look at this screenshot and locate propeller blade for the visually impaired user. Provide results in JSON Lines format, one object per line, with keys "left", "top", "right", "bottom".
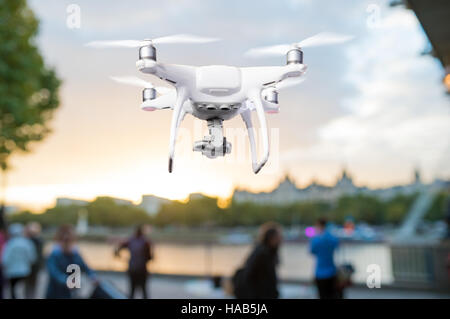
{"left": 244, "top": 44, "right": 291, "bottom": 57}
{"left": 245, "top": 32, "right": 354, "bottom": 57}
{"left": 275, "top": 77, "right": 306, "bottom": 90}
{"left": 110, "top": 76, "right": 152, "bottom": 88}
{"left": 85, "top": 40, "right": 150, "bottom": 48}
{"left": 296, "top": 32, "right": 354, "bottom": 48}
{"left": 152, "top": 34, "right": 220, "bottom": 44}
{"left": 86, "top": 34, "right": 220, "bottom": 48}
{"left": 110, "top": 76, "right": 174, "bottom": 94}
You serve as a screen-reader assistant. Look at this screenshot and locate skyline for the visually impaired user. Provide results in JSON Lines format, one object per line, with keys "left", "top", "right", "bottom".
{"left": 33, "top": 166, "right": 433, "bottom": 207}
{"left": 9, "top": 165, "right": 438, "bottom": 212}
{"left": 3, "top": 0, "right": 450, "bottom": 211}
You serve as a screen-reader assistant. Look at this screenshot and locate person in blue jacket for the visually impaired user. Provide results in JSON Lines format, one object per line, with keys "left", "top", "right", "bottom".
{"left": 310, "top": 217, "right": 340, "bottom": 299}
{"left": 46, "top": 224, "right": 97, "bottom": 299}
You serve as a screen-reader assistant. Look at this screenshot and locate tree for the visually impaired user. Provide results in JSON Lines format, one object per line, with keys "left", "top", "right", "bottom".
{"left": 0, "top": 0, "right": 61, "bottom": 225}
{"left": 8, "top": 197, "right": 152, "bottom": 228}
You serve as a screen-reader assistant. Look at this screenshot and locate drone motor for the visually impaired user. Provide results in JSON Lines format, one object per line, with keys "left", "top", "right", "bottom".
{"left": 142, "top": 87, "right": 156, "bottom": 101}
{"left": 286, "top": 48, "right": 303, "bottom": 65}
{"left": 139, "top": 44, "right": 157, "bottom": 61}
{"left": 263, "top": 87, "right": 278, "bottom": 104}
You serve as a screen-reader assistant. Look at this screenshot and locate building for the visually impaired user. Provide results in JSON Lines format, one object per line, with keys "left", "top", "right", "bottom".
{"left": 139, "top": 195, "right": 170, "bottom": 216}
{"left": 106, "top": 197, "right": 134, "bottom": 206}
{"left": 56, "top": 197, "right": 89, "bottom": 206}
{"left": 234, "top": 169, "right": 363, "bottom": 204}
{"left": 2, "top": 205, "right": 20, "bottom": 215}
{"left": 233, "top": 169, "right": 432, "bottom": 205}
{"left": 56, "top": 196, "right": 134, "bottom": 207}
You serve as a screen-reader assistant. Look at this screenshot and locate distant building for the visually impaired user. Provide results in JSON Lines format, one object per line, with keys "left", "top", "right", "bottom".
{"left": 56, "top": 197, "right": 89, "bottom": 207}
{"left": 370, "top": 169, "right": 425, "bottom": 200}
{"left": 76, "top": 209, "right": 89, "bottom": 235}
{"left": 56, "top": 196, "right": 134, "bottom": 207}
{"left": 106, "top": 197, "right": 134, "bottom": 206}
{"left": 2, "top": 205, "right": 20, "bottom": 215}
{"left": 233, "top": 169, "right": 434, "bottom": 205}
{"left": 139, "top": 195, "right": 170, "bottom": 216}
{"left": 189, "top": 193, "right": 210, "bottom": 200}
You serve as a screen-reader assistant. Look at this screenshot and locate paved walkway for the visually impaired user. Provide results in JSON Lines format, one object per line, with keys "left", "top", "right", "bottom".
{"left": 4, "top": 271, "right": 450, "bottom": 299}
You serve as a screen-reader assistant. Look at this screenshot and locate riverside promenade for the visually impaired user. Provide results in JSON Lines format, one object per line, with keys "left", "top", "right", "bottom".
{"left": 6, "top": 270, "right": 450, "bottom": 299}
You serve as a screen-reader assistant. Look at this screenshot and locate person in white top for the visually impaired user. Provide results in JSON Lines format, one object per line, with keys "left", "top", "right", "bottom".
{"left": 2, "top": 223, "right": 37, "bottom": 299}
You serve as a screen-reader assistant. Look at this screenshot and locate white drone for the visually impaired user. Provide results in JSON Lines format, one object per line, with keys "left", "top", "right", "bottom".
{"left": 86, "top": 32, "right": 353, "bottom": 174}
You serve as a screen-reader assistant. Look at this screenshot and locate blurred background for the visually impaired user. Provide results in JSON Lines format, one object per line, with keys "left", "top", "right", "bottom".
{"left": 0, "top": 0, "right": 449, "bottom": 299}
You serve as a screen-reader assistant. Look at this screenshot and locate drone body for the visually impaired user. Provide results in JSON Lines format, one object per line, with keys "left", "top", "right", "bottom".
{"left": 138, "top": 48, "right": 306, "bottom": 174}
{"left": 87, "top": 33, "right": 352, "bottom": 174}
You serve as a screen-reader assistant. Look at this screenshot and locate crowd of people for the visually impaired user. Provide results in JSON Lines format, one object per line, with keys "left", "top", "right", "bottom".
{"left": 233, "top": 218, "right": 345, "bottom": 299}
{"left": 0, "top": 216, "right": 346, "bottom": 299}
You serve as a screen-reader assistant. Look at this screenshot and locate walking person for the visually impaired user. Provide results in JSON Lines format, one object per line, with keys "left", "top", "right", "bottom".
{"left": 115, "top": 225, "right": 153, "bottom": 299}
{"left": 2, "top": 223, "right": 37, "bottom": 299}
{"left": 24, "top": 222, "right": 44, "bottom": 298}
{"left": 233, "top": 222, "right": 282, "bottom": 299}
{"left": 46, "top": 224, "right": 97, "bottom": 299}
{"left": 310, "top": 217, "right": 340, "bottom": 299}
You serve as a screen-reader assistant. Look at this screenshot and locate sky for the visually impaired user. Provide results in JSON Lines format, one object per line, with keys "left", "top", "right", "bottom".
{"left": 4, "top": 0, "right": 450, "bottom": 210}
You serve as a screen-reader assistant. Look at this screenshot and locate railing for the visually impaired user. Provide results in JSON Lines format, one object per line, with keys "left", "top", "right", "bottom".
{"left": 391, "top": 242, "right": 450, "bottom": 290}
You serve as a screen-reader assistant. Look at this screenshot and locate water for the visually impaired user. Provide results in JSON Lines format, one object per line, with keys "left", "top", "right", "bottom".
{"left": 49, "top": 241, "right": 393, "bottom": 284}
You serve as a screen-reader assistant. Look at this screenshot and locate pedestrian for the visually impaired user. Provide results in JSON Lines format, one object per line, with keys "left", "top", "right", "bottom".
{"left": 115, "top": 225, "right": 153, "bottom": 299}
{"left": 2, "top": 223, "right": 37, "bottom": 299}
{"left": 310, "top": 217, "right": 340, "bottom": 299}
{"left": 233, "top": 222, "right": 282, "bottom": 299}
{"left": 25, "top": 222, "right": 44, "bottom": 298}
{"left": 46, "top": 224, "right": 97, "bottom": 298}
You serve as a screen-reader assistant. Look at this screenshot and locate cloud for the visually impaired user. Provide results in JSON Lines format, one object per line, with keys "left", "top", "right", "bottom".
{"left": 283, "top": 6, "right": 450, "bottom": 182}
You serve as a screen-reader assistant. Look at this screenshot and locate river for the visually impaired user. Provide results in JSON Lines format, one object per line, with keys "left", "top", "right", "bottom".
{"left": 45, "top": 241, "right": 393, "bottom": 284}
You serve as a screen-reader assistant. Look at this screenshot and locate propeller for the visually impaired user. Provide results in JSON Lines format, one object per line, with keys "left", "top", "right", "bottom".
{"left": 110, "top": 76, "right": 174, "bottom": 94}
{"left": 86, "top": 34, "right": 220, "bottom": 48}
{"left": 244, "top": 32, "right": 354, "bottom": 57}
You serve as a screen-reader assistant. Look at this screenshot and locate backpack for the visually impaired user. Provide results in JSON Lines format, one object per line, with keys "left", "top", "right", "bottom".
{"left": 232, "top": 267, "right": 250, "bottom": 298}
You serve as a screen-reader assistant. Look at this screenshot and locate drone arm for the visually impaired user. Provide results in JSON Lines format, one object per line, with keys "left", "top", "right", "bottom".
{"left": 168, "top": 87, "right": 188, "bottom": 173}
{"left": 242, "top": 64, "right": 306, "bottom": 88}
{"left": 247, "top": 91, "right": 270, "bottom": 174}
{"left": 138, "top": 61, "right": 196, "bottom": 85}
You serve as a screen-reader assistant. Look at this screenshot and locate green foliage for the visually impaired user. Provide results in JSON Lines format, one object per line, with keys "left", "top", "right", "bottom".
{"left": 87, "top": 197, "right": 151, "bottom": 227}
{"left": 384, "top": 193, "right": 418, "bottom": 224}
{"left": 0, "top": 0, "right": 61, "bottom": 170}
{"left": 333, "top": 195, "right": 386, "bottom": 224}
{"left": 8, "top": 192, "right": 426, "bottom": 228}
{"left": 425, "top": 192, "right": 449, "bottom": 221}
{"left": 152, "top": 193, "right": 419, "bottom": 227}
{"left": 8, "top": 197, "right": 151, "bottom": 227}
{"left": 154, "top": 196, "right": 221, "bottom": 227}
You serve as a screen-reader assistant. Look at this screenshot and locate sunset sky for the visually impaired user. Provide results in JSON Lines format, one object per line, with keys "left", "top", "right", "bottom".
{"left": 4, "top": 0, "right": 450, "bottom": 211}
